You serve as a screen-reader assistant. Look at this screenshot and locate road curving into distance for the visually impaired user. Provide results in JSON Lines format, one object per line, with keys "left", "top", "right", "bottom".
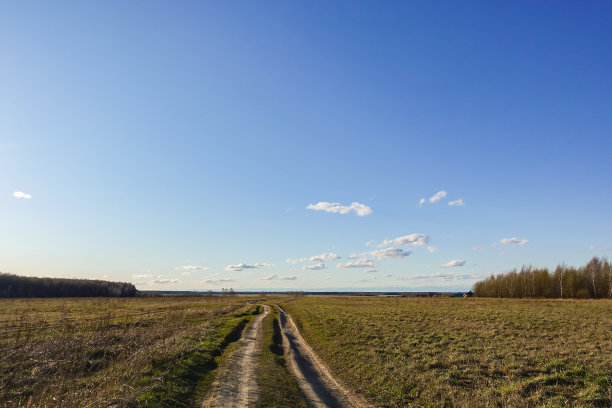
{"left": 203, "top": 303, "right": 370, "bottom": 408}
{"left": 203, "top": 305, "right": 270, "bottom": 408}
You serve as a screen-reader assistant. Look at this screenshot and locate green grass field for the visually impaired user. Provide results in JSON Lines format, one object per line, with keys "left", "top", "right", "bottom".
{"left": 282, "top": 296, "right": 612, "bottom": 408}
{"left": 0, "top": 296, "right": 260, "bottom": 407}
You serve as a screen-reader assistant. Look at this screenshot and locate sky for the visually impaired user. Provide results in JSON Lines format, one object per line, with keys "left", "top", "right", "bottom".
{"left": 1, "top": 1, "right": 611, "bottom": 291}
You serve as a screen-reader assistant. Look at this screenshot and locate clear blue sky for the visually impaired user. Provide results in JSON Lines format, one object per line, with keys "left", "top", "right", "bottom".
{"left": 2, "top": 1, "right": 611, "bottom": 291}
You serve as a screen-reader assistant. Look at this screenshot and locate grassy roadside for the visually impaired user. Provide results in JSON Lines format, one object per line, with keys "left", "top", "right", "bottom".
{"left": 138, "top": 305, "right": 262, "bottom": 407}
{"left": 0, "top": 297, "right": 260, "bottom": 407}
{"left": 283, "top": 297, "right": 611, "bottom": 408}
{"left": 256, "top": 307, "right": 308, "bottom": 408}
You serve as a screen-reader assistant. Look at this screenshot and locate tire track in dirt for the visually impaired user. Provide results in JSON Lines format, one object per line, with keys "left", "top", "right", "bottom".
{"left": 203, "top": 305, "right": 270, "bottom": 408}
{"left": 275, "top": 305, "right": 371, "bottom": 408}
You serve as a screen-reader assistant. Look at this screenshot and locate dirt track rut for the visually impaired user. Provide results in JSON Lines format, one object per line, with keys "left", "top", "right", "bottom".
{"left": 203, "top": 305, "right": 270, "bottom": 408}
{"left": 275, "top": 305, "right": 370, "bottom": 408}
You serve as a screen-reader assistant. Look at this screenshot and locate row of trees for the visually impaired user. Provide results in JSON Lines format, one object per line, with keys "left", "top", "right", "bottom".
{"left": 473, "top": 257, "right": 612, "bottom": 298}
{"left": 0, "top": 273, "right": 138, "bottom": 298}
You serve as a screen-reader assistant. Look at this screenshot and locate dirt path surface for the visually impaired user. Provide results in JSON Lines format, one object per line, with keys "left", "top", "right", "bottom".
{"left": 203, "top": 305, "right": 270, "bottom": 408}
{"left": 275, "top": 305, "right": 371, "bottom": 408}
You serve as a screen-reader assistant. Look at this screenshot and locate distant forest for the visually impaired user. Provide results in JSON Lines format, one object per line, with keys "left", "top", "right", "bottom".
{"left": 473, "top": 257, "right": 612, "bottom": 298}
{"left": 0, "top": 274, "right": 138, "bottom": 298}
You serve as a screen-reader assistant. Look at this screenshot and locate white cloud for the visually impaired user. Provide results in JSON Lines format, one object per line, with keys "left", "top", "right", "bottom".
{"left": 224, "top": 263, "right": 273, "bottom": 271}
{"left": 303, "top": 262, "right": 326, "bottom": 271}
{"left": 370, "top": 234, "right": 429, "bottom": 248}
{"left": 132, "top": 274, "right": 153, "bottom": 279}
{"left": 177, "top": 265, "right": 208, "bottom": 271}
{"left": 287, "top": 253, "right": 340, "bottom": 264}
{"left": 441, "top": 259, "right": 466, "bottom": 268}
{"left": 365, "top": 269, "right": 378, "bottom": 273}
{"left": 427, "top": 246, "right": 438, "bottom": 253}
{"left": 429, "top": 190, "right": 447, "bottom": 203}
{"left": 499, "top": 237, "right": 528, "bottom": 246}
{"left": 255, "top": 262, "right": 274, "bottom": 267}
{"left": 153, "top": 278, "right": 180, "bottom": 285}
{"left": 204, "top": 277, "right": 237, "bottom": 284}
{"left": 337, "top": 258, "right": 375, "bottom": 268}
{"left": 472, "top": 247, "right": 485, "bottom": 251}
{"left": 13, "top": 191, "right": 32, "bottom": 199}
{"left": 181, "top": 272, "right": 191, "bottom": 276}
{"left": 367, "top": 247, "right": 411, "bottom": 259}
{"left": 397, "top": 272, "right": 479, "bottom": 281}
{"left": 260, "top": 274, "right": 279, "bottom": 280}
{"left": 279, "top": 275, "right": 299, "bottom": 280}
{"left": 306, "top": 201, "right": 372, "bottom": 216}
{"left": 448, "top": 199, "right": 465, "bottom": 206}
{"left": 383, "top": 274, "right": 392, "bottom": 278}
{"left": 418, "top": 198, "right": 426, "bottom": 207}
{"left": 588, "top": 245, "right": 612, "bottom": 251}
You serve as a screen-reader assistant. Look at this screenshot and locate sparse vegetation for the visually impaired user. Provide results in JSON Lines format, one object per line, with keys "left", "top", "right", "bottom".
{"left": 474, "top": 257, "right": 612, "bottom": 299}
{"left": 256, "top": 307, "right": 308, "bottom": 408}
{"left": 282, "top": 296, "right": 612, "bottom": 407}
{"left": 0, "top": 296, "right": 259, "bottom": 407}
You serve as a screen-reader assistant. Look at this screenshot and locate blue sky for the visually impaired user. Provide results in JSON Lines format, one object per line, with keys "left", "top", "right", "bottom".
{"left": 1, "top": 1, "right": 611, "bottom": 291}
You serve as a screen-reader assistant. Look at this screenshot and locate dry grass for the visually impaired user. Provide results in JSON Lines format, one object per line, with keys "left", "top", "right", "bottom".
{"left": 282, "top": 296, "right": 612, "bottom": 408}
{"left": 0, "top": 296, "right": 259, "bottom": 407}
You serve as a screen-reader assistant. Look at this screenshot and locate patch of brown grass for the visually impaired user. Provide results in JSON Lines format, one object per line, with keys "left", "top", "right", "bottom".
{"left": 282, "top": 297, "right": 611, "bottom": 407}
{"left": 0, "top": 296, "right": 257, "bottom": 407}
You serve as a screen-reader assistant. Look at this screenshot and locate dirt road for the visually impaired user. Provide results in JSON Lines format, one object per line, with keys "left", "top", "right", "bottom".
{"left": 275, "top": 305, "right": 370, "bottom": 408}
{"left": 203, "top": 305, "right": 270, "bottom": 408}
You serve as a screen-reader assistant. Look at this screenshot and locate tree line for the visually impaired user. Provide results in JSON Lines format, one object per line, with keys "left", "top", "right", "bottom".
{"left": 473, "top": 257, "right": 612, "bottom": 298}
{"left": 0, "top": 273, "right": 138, "bottom": 298}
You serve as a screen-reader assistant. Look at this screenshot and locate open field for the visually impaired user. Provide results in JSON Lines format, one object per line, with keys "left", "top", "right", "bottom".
{"left": 282, "top": 297, "right": 612, "bottom": 408}
{"left": 0, "top": 296, "right": 260, "bottom": 407}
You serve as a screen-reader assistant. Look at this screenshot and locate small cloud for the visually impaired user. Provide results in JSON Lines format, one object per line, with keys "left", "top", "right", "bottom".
{"left": 418, "top": 198, "right": 426, "bottom": 207}
{"left": 358, "top": 277, "right": 378, "bottom": 282}
{"left": 397, "top": 272, "right": 479, "bottom": 281}
{"left": 255, "top": 262, "right": 274, "bottom": 267}
{"left": 383, "top": 274, "right": 392, "bottom": 278}
{"left": 365, "top": 269, "right": 378, "bottom": 274}
{"left": 306, "top": 201, "right": 372, "bottom": 216}
{"left": 279, "top": 275, "right": 299, "bottom": 280}
{"left": 153, "top": 278, "right": 180, "bottom": 285}
{"left": 499, "top": 237, "right": 528, "bottom": 246}
{"left": 303, "top": 262, "right": 326, "bottom": 271}
{"left": 429, "top": 190, "right": 447, "bottom": 204}
{"left": 287, "top": 253, "right": 340, "bottom": 264}
{"left": 224, "top": 263, "right": 272, "bottom": 272}
{"left": 448, "top": 199, "right": 465, "bottom": 206}
{"left": 132, "top": 274, "right": 153, "bottom": 279}
{"left": 337, "top": 258, "right": 375, "bottom": 268}
{"left": 181, "top": 272, "right": 191, "bottom": 276}
{"left": 13, "top": 191, "right": 32, "bottom": 199}
{"left": 441, "top": 259, "right": 465, "bottom": 268}
{"left": 370, "top": 234, "right": 429, "bottom": 248}
{"left": 367, "top": 247, "right": 411, "bottom": 259}
{"left": 260, "top": 274, "right": 279, "bottom": 280}
{"left": 472, "top": 247, "right": 485, "bottom": 251}
{"left": 204, "top": 277, "right": 237, "bottom": 284}
{"left": 499, "top": 251, "right": 505, "bottom": 256}
{"left": 177, "top": 265, "right": 208, "bottom": 271}
{"left": 427, "top": 246, "right": 438, "bottom": 253}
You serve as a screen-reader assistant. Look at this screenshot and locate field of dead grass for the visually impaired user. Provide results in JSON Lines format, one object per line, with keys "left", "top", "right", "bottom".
{"left": 0, "top": 296, "right": 259, "bottom": 407}
{"left": 282, "top": 296, "right": 611, "bottom": 408}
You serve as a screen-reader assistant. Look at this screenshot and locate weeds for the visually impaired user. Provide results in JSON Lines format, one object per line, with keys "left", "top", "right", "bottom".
{"left": 0, "top": 296, "right": 257, "bottom": 407}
